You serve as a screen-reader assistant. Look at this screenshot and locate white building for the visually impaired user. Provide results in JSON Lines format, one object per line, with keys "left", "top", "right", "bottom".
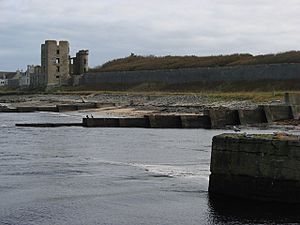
{"left": 19, "top": 68, "right": 30, "bottom": 87}
{"left": 0, "top": 78, "right": 8, "bottom": 86}
{"left": 0, "top": 72, "right": 12, "bottom": 87}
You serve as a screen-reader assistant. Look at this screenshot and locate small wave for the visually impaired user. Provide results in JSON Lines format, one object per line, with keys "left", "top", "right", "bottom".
{"left": 5, "top": 169, "right": 87, "bottom": 176}
{"left": 130, "top": 163, "right": 210, "bottom": 179}
{"left": 165, "top": 189, "right": 208, "bottom": 194}
{"left": 190, "top": 148, "right": 210, "bottom": 152}
{"left": 88, "top": 159, "right": 210, "bottom": 179}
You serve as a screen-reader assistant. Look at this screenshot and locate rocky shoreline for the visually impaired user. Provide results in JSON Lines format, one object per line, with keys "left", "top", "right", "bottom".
{"left": 0, "top": 93, "right": 271, "bottom": 116}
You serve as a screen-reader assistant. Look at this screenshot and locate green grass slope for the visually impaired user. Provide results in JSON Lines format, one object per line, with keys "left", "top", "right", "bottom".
{"left": 90, "top": 51, "right": 300, "bottom": 72}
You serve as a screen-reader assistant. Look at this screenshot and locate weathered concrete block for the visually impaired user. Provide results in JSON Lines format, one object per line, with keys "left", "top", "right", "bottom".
{"left": 209, "top": 133, "right": 300, "bottom": 203}
{"left": 83, "top": 118, "right": 120, "bottom": 127}
{"left": 209, "top": 173, "right": 300, "bottom": 203}
{"left": 285, "top": 92, "right": 300, "bottom": 105}
{"left": 0, "top": 107, "right": 17, "bottom": 112}
{"left": 76, "top": 103, "right": 97, "bottom": 110}
{"left": 37, "top": 106, "right": 58, "bottom": 112}
{"left": 119, "top": 118, "right": 149, "bottom": 128}
{"left": 291, "top": 105, "right": 300, "bottom": 119}
{"left": 262, "top": 105, "right": 293, "bottom": 122}
{"left": 57, "top": 105, "right": 78, "bottom": 112}
{"left": 209, "top": 110, "right": 240, "bottom": 128}
{"left": 17, "top": 107, "right": 38, "bottom": 112}
{"left": 96, "top": 103, "right": 116, "bottom": 108}
{"left": 238, "top": 107, "right": 267, "bottom": 125}
{"left": 146, "top": 115, "right": 182, "bottom": 128}
{"left": 180, "top": 115, "right": 211, "bottom": 128}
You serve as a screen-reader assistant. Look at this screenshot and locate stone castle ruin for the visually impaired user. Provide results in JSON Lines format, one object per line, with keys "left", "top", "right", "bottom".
{"left": 31, "top": 40, "right": 89, "bottom": 88}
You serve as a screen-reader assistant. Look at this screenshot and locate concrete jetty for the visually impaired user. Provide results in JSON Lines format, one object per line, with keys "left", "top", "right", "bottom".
{"left": 209, "top": 133, "right": 300, "bottom": 203}
{"left": 16, "top": 123, "right": 83, "bottom": 127}
{"left": 1, "top": 102, "right": 112, "bottom": 113}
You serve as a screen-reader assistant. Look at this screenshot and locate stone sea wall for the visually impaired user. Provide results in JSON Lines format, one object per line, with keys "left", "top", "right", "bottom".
{"left": 209, "top": 133, "right": 300, "bottom": 203}
{"left": 79, "top": 63, "right": 300, "bottom": 86}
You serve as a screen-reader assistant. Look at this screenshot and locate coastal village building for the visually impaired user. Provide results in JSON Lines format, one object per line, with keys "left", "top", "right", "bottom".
{"left": 0, "top": 71, "right": 23, "bottom": 88}
{"left": 0, "top": 72, "right": 10, "bottom": 86}
{"left": 27, "top": 65, "right": 44, "bottom": 88}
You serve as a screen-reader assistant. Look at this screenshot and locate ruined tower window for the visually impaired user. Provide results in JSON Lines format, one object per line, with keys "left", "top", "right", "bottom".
{"left": 57, "top": 66, "right": 60, "bottom": 72}
{"left": 84, "top": 68, "right": 86, "bottom": 72}
{"left": 56, "top": 76, "right": 60, "bottom": 79}
{"left": 56, "top": 58, "right": 60, "bottom": 64}
{"left": 57, "top": 50, "right": 60, "bottom": 54}
{"left": 84, "top": 59, "right": 87, "bottom": 65}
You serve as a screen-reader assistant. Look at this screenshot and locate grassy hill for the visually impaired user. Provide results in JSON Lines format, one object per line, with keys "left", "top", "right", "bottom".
{"left": 90, "top": 51, "right": 300, "bottom": 72}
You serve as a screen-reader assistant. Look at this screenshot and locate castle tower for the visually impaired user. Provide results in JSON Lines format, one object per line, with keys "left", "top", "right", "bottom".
{"left": 41, "top": 40, "right": 70, "bottom": 86}
{"left": 72, "top": 50, "right": 89, "bottom": 75}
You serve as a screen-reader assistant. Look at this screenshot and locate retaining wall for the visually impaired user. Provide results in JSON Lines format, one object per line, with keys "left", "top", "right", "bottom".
{"left": 209, "top": 133, "right": 300, "bottom": 203}
{"left": 80, "top": 63, "right": 300, "bottom": 86}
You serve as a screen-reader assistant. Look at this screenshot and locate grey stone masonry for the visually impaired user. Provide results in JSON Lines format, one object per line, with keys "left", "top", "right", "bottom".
{"left": 209, "top": 133, "right": 300, "bottom": 203}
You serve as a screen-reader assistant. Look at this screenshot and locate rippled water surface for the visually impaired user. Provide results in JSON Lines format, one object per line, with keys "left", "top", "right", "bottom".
{"left": 0, "top": 112, "right": 299, "bottom": 225}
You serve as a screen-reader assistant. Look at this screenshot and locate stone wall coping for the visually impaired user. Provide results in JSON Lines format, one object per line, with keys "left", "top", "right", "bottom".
{"left": 214, "top": 133, "right": 300, "bottom": 144}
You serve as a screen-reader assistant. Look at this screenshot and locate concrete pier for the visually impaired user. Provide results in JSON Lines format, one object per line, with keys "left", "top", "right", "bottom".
{"left": 180, "top": 115, "right": 211, "bottom": 128}
{"left": 83, "top": 118, "right": 120, "bottom": 127}
{"left": 119, "top": 118, "right": 149, "bottom": 128}
{"left": 285, "top": 92, "right": 300, "bottom": 105}
{"left": 17, "top": 107, "right": 38, "bottom": 112}
{"left": 146, "top": 115, "right": 182, "bottom": 128}
{"left": 57, "top": 104, "right": 78, "bottom": 112}
{"left": 238, "top": 107, "right": 268, "bottom": 125}
{"left": 208, "top": 110, "right": 240, "bottom": 128}
{"left": 262, "top": 105, "right": 293, "bottom": 122}
{"left": 16, "top": 123, "right": 83, "bottom": 127}
{"left": 209, "top": 133, "right": 300, "bottom": 203}
{"left": 37, "top": 106, "right": 58, "bottom": 112}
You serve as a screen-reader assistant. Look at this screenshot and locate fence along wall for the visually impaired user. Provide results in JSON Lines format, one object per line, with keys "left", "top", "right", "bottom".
{"left": 80, "top": 63, "right": 300, "bottom": 86}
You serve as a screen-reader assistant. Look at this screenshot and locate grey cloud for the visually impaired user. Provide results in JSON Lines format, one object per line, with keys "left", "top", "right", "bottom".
{"left": 1, "top": 0, "right": 300, "bottom": 70}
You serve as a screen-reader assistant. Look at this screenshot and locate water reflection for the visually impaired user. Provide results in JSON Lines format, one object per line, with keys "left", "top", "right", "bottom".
{"left": 208, "top": 194, "right": 300, "bottom": 224}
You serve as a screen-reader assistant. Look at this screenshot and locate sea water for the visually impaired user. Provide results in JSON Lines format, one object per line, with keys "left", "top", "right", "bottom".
{"left": 0, "top": 112, "right": 299, "bottom": 225}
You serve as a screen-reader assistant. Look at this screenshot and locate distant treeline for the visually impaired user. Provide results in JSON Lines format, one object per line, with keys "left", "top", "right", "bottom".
{"left": 90, "top": 51, "right": 300, "bottom": 72}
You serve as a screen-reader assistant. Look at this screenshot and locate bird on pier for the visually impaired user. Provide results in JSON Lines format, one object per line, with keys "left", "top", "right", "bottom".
{"left": 233, "top": 126, "right": 241, "bottom": 132}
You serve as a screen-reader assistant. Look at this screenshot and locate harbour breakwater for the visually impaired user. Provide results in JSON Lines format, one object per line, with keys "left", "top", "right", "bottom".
{"left": 0, "top": 102, "right": 115, "bottom": 113}
{"left": 14, "top": 104, "right": 297, "bottom": 129}
{"left": 209, "top": 133, "right": 300, "bottom": 203}
{"left": 81, "top": 104, "right": 296, "bottom": 128}
{"left": 12, "top": 93, "right": 300, "bottom": 129}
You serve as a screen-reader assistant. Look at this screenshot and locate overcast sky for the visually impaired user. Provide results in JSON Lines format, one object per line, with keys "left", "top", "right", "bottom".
{"left": 1, "top": 0, "right": 300, "bottom": 71}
